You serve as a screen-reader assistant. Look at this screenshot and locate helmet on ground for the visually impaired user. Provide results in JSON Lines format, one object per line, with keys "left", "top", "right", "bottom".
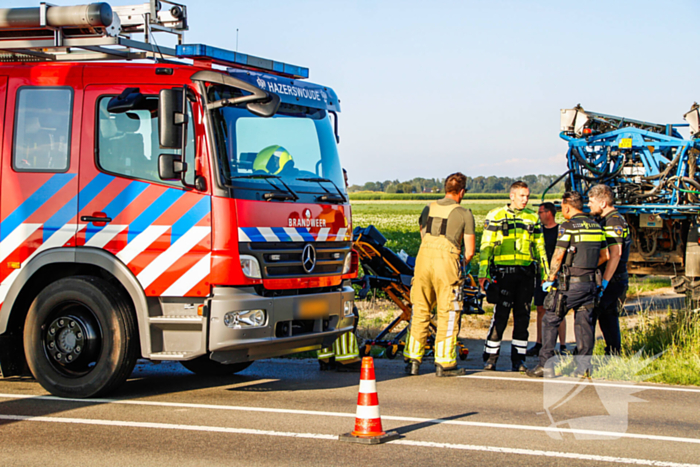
{"left": 253, "top": 145, "right": 293, "bottom": 175}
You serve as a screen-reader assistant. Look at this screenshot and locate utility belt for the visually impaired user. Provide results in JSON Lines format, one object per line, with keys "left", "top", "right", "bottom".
{"left": 484, "top": 263, "right": 535, "bottom": 304}
{"left": 557, "top": 267, "right": 601, "bottom": 292}
{"left": 493, "top": 264, "right": 535, "bottom": 276}
{"left": 569, "top": 273, "right": 596, "bottom": 284}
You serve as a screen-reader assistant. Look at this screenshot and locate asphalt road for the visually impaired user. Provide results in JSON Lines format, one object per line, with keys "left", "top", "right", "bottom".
{"left": 1, "top": 356, "right": 699, "bottom": 467}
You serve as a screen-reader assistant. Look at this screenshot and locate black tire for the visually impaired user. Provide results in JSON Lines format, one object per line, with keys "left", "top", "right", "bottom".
{"left": 385, "top": 345, "right": 398, "bottom": 360}
{"left": 180, "top": 355, "right": 253, "bottom": 376}
{"left": 23, "top": 276, "right": 138, "bottom": 398}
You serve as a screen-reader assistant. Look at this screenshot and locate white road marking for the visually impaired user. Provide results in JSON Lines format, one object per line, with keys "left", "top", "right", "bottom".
{"left": 0, "top": 414, "right": 336, "bottom": 440}
{"left": 390, "top": 439, "right": 700, "bottom": 467}
{"left": 0, "top": 393, "right": 699, "bottom": 445}
{"left": 0, "top": 413, "right": 697, "bottom": 467}
{"left": 460, "top": 374, "right": 700, "bottom": 394}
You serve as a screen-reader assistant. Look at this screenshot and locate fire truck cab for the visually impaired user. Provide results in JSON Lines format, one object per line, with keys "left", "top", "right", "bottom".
{"left": 0, "top": 1, "right": 357, "bottom": 398}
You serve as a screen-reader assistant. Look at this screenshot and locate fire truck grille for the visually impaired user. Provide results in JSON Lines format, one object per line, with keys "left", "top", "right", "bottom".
{"left": 241, "top": 242, "right": 351, "bottom": 279}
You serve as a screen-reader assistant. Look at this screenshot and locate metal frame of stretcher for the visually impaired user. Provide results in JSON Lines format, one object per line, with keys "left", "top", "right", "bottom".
{"left": 352, "top": 225, "right": 485, "bottom": 360}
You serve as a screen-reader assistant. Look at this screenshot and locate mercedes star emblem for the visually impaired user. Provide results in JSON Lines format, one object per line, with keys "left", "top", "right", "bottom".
{"left": 302, "top": 244, "right": 316, "bottom": 273}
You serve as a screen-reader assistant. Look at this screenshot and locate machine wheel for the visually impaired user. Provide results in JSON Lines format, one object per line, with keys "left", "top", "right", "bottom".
{"left": 23, "top": 276, "right": 138, "bottom": 398}
{"left": 459, "top": 349, "right": 469, "bottom": 361}
{"left": 180, "top": 355, "right": 253, "bottom": 376}
{"left": 384, "top": 345, "right": 399, "bottom": 360}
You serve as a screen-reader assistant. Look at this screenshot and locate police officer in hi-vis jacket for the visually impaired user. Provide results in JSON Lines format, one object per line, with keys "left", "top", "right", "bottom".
{"left": 479, "top": 181, "right": 549, "bottom": 372}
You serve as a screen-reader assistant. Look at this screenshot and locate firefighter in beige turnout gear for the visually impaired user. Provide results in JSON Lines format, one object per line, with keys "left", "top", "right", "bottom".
{"left": 404, "top": 173, "right": 475, "bottom": 377}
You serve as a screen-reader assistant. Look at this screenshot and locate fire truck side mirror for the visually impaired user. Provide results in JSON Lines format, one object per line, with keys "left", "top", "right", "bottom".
{"left": 159, "top": 88, "right": 186, "bottom": 150}
{"left": 158, "top": 154, "right": 186, "bottom": 181}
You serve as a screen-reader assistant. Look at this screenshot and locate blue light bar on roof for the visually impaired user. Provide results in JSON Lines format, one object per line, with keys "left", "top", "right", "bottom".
{"left": 176, "top": 44, "right": 309, "bottom": 79}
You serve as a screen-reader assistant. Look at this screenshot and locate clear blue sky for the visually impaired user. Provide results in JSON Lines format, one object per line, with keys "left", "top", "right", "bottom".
{"left": 10, "top": 0, "right": 700, "bottom": 184}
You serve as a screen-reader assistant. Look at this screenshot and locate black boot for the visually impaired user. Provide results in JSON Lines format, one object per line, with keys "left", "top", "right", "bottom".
{"left": 512, "top": 361, "right": 527, "bottom": 372}
{"left": 483, "top": 358, "right": 497, "bottom": 371}
{"left": 526, "top": 343, "right": 542, "bottom": 357}
{"left": 319, "top": 358, "right": 336, "bottom": 371}
{"left": 526, "top": 365, "right": 554, "bottom": 378}
{"left": 435, "top": 364, "right": 466, "bottom": 377}
{"left": 405, "top": 359, "right": 420, "bottom": 376}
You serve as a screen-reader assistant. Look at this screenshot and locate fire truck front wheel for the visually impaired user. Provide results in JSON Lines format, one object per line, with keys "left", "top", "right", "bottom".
{"left": 23, "top": 276, "right": 139, "bottom": 398}
{"left": 180, "top": 355, "right": 253, "bottom": 376}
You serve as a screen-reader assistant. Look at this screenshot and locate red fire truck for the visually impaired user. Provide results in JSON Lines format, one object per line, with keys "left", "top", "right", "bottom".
{"left": 0, "top": 1, "right": 357, "bottom": 398}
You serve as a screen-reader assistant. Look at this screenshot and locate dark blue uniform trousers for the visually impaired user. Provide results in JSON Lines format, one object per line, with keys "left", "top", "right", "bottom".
{"left": 539, "top": 282, "right": 596, "bottom": 372}
{"left": 592, "top": 279, "right": 627, "bottom": 355}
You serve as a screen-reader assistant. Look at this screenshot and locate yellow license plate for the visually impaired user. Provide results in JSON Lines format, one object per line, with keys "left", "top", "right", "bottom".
{"left": 297, "top": 299, "right": 330, "bottom": 319}
{"left": 619, "top": 138, "right": 633, "bottom": 149}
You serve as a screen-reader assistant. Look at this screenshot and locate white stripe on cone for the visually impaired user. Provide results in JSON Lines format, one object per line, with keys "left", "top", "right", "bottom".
{"left": 355, "top": 404, "right": 381, "bottom": 420}
{"left": 358, "top": 379, "right": 377, "bottom": 394}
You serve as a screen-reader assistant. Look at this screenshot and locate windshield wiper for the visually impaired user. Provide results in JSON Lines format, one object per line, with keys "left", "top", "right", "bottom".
{"left": 229, "top": 174, "right": 299, "bottom": 201}
{"left": 296, "top": 177, "right": 348, "bottom": 203}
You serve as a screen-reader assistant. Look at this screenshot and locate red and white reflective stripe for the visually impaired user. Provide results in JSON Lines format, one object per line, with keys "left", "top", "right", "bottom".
{"left": 335, "top": 227, "right": 347, "bottom": 241}
{"left": 317, "top": 227, "right": 330, "bottom": 241}
{"left": 0, "top": 223, "right": 79, "bottom": 304}
{"left": 84, "top": 225, "right": 128, "bottom": 248}
{"left": 116, "top": 225, "right": 170, "bottom": 265}
{"left": 0, "top": 223, "right": 42, "bottom": 264}
{"left": 136, "top": 226, "right": 210, "bottom": 289}
{"left": 162, "top": 253, "right": 211, "bottom": 297}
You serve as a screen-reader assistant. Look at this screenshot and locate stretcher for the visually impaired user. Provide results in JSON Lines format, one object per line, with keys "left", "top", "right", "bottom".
{"left": 352, "top": 225, "right": 485, "bottom": 359}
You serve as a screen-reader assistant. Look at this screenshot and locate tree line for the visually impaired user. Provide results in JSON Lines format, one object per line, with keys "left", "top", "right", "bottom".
{"left": 348, "top": 174, "right": 566, "bottom": 194}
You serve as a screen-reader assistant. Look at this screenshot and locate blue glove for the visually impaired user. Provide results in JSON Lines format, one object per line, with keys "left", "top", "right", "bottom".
{"left": 598, "top": 279, "right": 609, "bottom": 299}
{"left": 542, "top": 281, "right": 554, "bottom": 292}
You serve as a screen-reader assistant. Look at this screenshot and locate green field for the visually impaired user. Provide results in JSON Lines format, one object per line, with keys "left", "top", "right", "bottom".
{"left": 352, "top": 199, "right": 530, "bottom": 275}
{"left": 350, "top": 192, "right": 563, "bottom": 201}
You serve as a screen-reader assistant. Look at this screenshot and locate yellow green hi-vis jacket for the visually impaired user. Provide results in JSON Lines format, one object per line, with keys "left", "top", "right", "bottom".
{"left": 478, "top": 205, "right": 549, "bottom": 281}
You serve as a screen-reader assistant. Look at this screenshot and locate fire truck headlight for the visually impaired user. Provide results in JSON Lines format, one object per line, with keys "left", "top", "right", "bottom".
{"left": 342, "top": 253, "right": 352, "bottom": 274}
{"left": 240, "top": 255, "right": 262, "bottom": 279}
{"left": 224, "top": 309, "right": 267, "bottom": 328}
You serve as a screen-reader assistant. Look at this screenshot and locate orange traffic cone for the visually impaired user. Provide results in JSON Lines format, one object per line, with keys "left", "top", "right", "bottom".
{"left": 339, "top": 357, "right": 399, "bottom": 444}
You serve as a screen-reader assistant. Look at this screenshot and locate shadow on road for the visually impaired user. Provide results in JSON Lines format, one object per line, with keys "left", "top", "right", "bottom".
{"left": 394, "top": 411, "right": 478, "bottom": 436}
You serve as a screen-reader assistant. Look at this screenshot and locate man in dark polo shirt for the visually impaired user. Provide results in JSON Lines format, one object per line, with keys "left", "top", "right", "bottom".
{"left": 404, "top": 172, "right": 476, "bottom": 377}
{"left": 527, "top": 202, "right": 567, "bottom": 357}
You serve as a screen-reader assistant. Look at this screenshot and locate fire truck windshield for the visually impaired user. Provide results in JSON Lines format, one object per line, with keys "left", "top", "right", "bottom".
{"left": 208, "top": 86, "right": 345, "bottom": 202}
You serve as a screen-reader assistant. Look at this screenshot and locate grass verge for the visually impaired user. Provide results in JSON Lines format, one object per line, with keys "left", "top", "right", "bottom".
{"left": 555, "top": 307, "right": 700, "bottom": 385}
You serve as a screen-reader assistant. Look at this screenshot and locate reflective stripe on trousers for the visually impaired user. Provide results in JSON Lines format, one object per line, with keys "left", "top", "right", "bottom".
{"left": 402, "top": 233, "right": 462, "bottom": 368}
{"left": 316, "top": 331, "right": 359, "bottom": 361}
